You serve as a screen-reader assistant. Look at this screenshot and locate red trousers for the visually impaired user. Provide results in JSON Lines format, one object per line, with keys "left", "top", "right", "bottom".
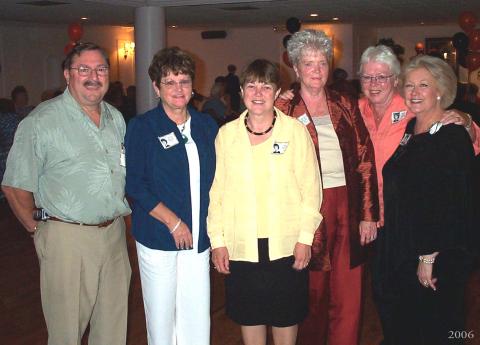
{"left": 298, "top": 186, "right": 363, "bottom": 345}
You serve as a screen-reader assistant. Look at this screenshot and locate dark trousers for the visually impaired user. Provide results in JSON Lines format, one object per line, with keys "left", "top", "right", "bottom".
{"left": 373, "top": 247, "right": 471, "bottom": 345}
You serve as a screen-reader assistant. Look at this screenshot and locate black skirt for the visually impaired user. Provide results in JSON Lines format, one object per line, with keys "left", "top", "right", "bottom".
{"left": 225, "top": 238, "right": 308, "bottom": 327}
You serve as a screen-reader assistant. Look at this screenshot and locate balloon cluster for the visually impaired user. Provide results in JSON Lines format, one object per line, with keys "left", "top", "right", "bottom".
{"left": 64, "top": 23, "right": 84, "bottom": 55}
{"left": 453, "top": 11, "right": 480, "bottom": 71}
{"left": 282, "top": 17, "right": 301, "bottom": 68}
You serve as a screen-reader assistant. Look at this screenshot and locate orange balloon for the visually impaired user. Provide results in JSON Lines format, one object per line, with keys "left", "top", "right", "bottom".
{"left": 459, "top": 11, "right": 477, "bottom": 33}
{"left": 469, "top": 29, "right": 480, "bottom": 51}
{"left": 466, "top": 52, "right": 480, "bottom": 71}
{"left": 415, "top": 42, "right": 424, "bottom": 54}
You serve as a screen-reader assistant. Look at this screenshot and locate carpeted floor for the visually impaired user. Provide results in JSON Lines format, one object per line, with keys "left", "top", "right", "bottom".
{"left": 0, "top": 199, "right": 478, "bottom": 345}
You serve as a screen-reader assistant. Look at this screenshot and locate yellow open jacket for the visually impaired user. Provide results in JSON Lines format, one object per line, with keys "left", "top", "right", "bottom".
{"left": 207, "top": 108, "right": 323, "bottom": 262}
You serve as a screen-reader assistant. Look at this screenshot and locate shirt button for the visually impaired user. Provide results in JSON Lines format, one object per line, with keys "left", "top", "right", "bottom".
{"left": 106, "top": 149, "right": 109, "bottom": 154}
{"left": 111, "top": 169, "right": 114, "bottom": 174}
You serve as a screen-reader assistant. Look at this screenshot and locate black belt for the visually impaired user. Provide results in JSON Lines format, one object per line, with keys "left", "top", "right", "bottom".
{"left": 33, "top": 208, "right": 116, "bottom": 228}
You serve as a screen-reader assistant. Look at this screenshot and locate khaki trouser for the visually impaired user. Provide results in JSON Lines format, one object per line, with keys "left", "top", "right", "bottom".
{"left": 34, "top": 217, "right": 131, "bottom": 345}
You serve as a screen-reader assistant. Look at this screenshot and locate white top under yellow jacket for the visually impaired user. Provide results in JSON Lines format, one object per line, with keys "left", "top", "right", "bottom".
{"left": 207, "top": 108, "right": 323, "bottom": 262}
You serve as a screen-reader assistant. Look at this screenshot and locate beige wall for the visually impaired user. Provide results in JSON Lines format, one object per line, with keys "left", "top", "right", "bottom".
{"left": 1, "top": 20, "right": 476, "bottom": 105}
{"left": 376, "top": 23, "right": 459, "bottom": 62}
{"left": 0, "top": 22, "right": 134, "bottom": 104}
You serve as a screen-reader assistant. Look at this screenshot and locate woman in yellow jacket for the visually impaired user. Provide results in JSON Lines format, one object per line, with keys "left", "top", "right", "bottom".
{"left": 208, "top": 59, "right": 322, "bottom": 345}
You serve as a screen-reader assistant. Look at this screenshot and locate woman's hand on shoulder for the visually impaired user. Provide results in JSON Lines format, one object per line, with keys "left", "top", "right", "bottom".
{"left": 293, "top": 242, "right": 311, "bottom": 271}
{"left": 440, "top": 109, "right": 470, "bottom": 127}
{"left": 278, "top": 89, "right": 295, "bottom": 101}
{"left": 212, "top": 247, "right": 230, "bottom": 274}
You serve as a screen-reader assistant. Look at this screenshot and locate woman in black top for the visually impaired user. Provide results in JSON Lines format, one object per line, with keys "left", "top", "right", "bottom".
{"left": 381, "top": 55, "right": 476, "bottom": 345}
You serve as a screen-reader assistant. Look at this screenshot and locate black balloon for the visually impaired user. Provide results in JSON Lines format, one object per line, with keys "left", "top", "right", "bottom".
{"left": 452, "top": 32, "right": 469, "bottom": 51}
{"left": 286, "top": 17, "right": 301, "bottom": 34}
{"left": 283, "top": 34, "right": 292, "bottom": 48}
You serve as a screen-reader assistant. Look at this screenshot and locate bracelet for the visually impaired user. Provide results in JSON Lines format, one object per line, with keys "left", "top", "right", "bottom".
{"left": 170, "top": 219, "right": 181, "bottom": 234}
{"left": 465, "top": 113, "right": 472, "bottom": 131}
{"left": 418, "top": 255, "right": 435, "bottom": 264}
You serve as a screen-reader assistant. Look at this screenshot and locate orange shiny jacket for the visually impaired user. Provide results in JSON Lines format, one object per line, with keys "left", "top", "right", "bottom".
{"left": 275, "top": 88, "right": 379, "bottom": 270}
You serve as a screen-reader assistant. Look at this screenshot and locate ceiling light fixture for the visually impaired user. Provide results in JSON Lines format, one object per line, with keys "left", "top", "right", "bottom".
{"left": 310, "top": 13, "right": 318, "bottom": 17}
{"left": 332, "top": 17, "right": 339, "bottom": 21}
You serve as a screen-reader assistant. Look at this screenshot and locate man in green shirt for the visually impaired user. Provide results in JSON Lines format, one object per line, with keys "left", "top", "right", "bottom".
{"left": 2, "top": 43, "right": 131, "bottom": 345}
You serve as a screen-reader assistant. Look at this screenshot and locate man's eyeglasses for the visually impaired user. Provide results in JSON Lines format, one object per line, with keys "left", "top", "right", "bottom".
{"left": 160, "top": 79, "right": 192, "bottom": 89}
{"left": 360, "top": 74, "right": 394, "bottom": 84}
{"left": 70, "top": 66, "right": 109, "bottom": 77}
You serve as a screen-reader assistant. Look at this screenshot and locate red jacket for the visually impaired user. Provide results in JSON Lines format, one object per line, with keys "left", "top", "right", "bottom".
{"left": 276, "top": 88, "right": 379, "bottom": 269}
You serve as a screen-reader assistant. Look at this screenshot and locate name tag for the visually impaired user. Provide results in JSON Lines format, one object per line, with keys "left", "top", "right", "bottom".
{"left": 272, "top": 141, "right": 289, "bottom": 154}
{"left": 297, "top": 114, "right": 311, "bottom": 126}
{"left": 120, "top": 143, "right": 126, "bottom": 167}
{"left": 399, "top": 133, "right": 412, "bottom": 146}
{"left": 391, "top": 110, "right": 407, "bottom": 124}
{"left": 158, "top": 132, "right": 179, "bottom": 149}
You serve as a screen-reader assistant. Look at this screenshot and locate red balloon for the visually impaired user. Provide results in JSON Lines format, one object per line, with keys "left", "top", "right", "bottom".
{"left": 469, "top": 29, "right": 480, "bottom": 51}
{"left": 68, "top": 23, "right": 84, "bottom": 42}
{"left": 282, "top": 51, "right": 293, "bottom": 68}
{"left": 466, "top": 52, "right": 480, "bottom": 71}
{"left": 64, "top": 41, "right": 76, "bottom": 55}
{"left": 458, "top": 11, "right": 477, "bottom": 33}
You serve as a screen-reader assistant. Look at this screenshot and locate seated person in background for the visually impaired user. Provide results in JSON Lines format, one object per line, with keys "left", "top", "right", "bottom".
{"left": 202, "top": 76, "right": 230, "bottom": 126}
{"left": 11, "top": 85, "right": 34, "bottom": 118}
{"left": 329, "top": 68, "right": 359, "bottom": 99}
{"left": 0, "top": 99, "right": 20, "bottom": 200}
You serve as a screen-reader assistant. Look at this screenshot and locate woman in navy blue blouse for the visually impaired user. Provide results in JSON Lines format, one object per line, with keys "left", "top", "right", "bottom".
{"left": 125, "top": 47, "right": 217, "bottom": 345}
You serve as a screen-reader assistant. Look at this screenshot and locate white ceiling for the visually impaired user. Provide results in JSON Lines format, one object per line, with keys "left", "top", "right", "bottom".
{"left": 1, "top": 0, "right": 480, "bottom": 28}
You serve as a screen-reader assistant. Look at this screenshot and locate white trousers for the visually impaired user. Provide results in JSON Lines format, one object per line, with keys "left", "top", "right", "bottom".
{"left": 136, "top": 241, "right": 210, "bottom": 345}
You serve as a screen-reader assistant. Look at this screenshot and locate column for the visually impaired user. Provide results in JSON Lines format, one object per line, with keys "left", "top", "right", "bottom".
{"left": 135, "top": 6, "right": 166, "bottom": 114}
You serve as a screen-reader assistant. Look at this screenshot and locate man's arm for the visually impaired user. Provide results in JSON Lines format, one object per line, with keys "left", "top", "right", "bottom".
{"left": 2, "top": 185, "right": 38, "bottom": 233}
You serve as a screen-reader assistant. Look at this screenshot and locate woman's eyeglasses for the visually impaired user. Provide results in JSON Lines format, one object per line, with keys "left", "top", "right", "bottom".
{"left": 360, "top": 74, "right": 394, "bottom": 84}
{"left": 160, "top": 80, "right": 192, "bottom": 89}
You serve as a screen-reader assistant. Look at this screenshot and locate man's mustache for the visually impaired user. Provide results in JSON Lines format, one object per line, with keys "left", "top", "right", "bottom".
{"left": 83, "top": 80, "right": 103, "bottom": 87}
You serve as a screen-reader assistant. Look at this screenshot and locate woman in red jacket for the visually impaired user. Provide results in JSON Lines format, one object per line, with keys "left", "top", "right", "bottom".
{"left": 275, "top": 29, "right": 378, "bottom": 345}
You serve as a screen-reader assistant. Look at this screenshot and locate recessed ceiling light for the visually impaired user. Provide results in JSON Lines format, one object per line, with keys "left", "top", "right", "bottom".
{"left": 310, "top": 13, "right": 318, "bottom": 17}
{"left": 80, "top": 17, "right": 88, "bottom": 20}
{"left": 420, "top": 22, "right": 425, "bottom": 25}
{"left": 170, "top": 25, "right": 177, "bottom": 28}
{"left": 332, "top": 17, "right": 339, "bottom": 21}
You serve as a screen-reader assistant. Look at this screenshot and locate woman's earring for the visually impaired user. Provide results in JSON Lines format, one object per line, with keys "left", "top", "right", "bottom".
{"left": 437, "top": 95, "right": 441, "bottom": 101}
{"left": 192, "top": 91, "right": 195, "bottom": 96}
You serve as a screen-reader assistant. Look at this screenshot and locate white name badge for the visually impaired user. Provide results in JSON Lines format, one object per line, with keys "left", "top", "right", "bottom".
{"left": 391, "top": 110, "right": 407, "bottom": 124}
{"left": 158, "top": 132, "right": 179, "bottom": 149}
{"left": 272, "top": 141, "right": 289, "bottom": 154}
{"left": 297, "top": 114, "right": 311, "bottom": 126}
{"left": 399, "top": 133, "right": 412, "bottom": 146}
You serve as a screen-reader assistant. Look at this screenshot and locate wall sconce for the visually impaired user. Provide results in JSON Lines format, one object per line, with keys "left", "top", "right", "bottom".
{"left": 123, "top": 41, "right": 135, "bottom": 60}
